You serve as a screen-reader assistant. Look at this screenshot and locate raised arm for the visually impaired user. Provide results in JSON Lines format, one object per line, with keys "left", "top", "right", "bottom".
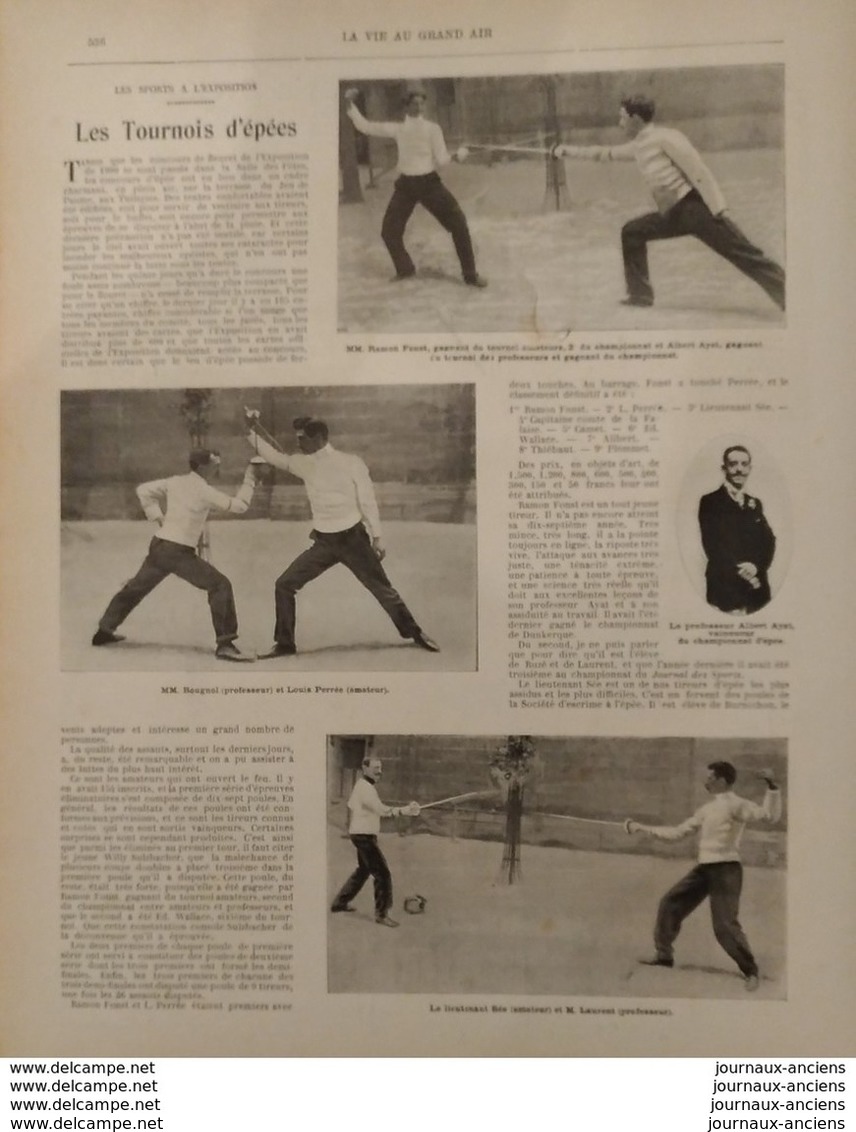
{"left": 698, "top": 492, "right": 724, "bottom": 561}
{"left": 350, "top": 455, "right": 382, "bottom": 546}
{"left": 626, "top": 809, "right": 703, "bottom": 842}
{"left": 659, "top": 132, "right": 727, "bottom": 216}
{"left": 345, "top": 101, "right": 399, "bottom": 140}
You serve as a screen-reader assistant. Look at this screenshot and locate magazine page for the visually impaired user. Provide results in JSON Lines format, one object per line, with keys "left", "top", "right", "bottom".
{"left": 1, "top": 0, "right": 854, "bottom": 1058}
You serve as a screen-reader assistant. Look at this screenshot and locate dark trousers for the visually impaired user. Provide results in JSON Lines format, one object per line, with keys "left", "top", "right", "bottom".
{"left": 99, "top": 536, "right": 238, "bottom": 645}
{"left": 621, "top": 191, "right": 785, "bottom": 309}
{"left": 653, "top": 861, "right": 758, "bottom": 977}
{"left": 272, "top": 523, "right": 420, "bottom": 650}
{"left": 382, "top": 172, "right": 478, "bottom": 281}
{"left": 332, "top": 834, "right": 393, "bottom": 918}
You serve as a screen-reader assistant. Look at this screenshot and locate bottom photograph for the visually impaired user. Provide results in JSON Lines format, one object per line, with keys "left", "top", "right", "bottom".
{"left": 327, "top": 734, "right": 786, "bottom": 1000}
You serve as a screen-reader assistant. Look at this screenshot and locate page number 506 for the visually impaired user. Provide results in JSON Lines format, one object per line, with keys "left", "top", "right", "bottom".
{"left": 88, "top": 37, "right": 106, "bottom": 46}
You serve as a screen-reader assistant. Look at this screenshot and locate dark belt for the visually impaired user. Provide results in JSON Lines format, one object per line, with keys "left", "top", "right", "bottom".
{"left": 397, "top": 171, "right": 441, "bottom": 185}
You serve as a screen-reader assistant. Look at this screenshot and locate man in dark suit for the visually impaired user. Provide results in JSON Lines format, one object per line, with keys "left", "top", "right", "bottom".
{"left": 698, "top": 446, "right": 776, "bottom": 614}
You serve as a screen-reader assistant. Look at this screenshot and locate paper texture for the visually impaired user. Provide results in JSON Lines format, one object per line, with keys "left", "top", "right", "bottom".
{"left": 1, "top": 0, "right": 854, "bottom": 1057}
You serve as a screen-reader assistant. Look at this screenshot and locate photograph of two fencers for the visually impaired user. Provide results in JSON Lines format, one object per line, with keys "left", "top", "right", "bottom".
{"left": 327, "top": 734, "right": 786, "bottom": 1000}
{"left": 338, "top": 63, "right": 785, "bottom": 334}
{"left": 61, "top": 384, "right": 477, "bottom": 671}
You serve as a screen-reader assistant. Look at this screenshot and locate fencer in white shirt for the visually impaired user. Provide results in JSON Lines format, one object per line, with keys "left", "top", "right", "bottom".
{"left": 554, "top": 93, "right": 785, "bottom": 310}
{"left": 92, "top": 448, "right": 258, "bottom": 661}
{"left": 345, "top": 85, "right": 487, "bottom": 288}
{"left": 625, "top": 760, "right": 783, "bottom": 990}
{"left": 330, "top": 756, "right": 420, "bottom": 927}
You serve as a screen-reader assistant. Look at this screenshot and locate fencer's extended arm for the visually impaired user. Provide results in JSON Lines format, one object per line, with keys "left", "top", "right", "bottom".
{"left": 632, "top": 810, "right": 703, "bottom": 842}
{"left": 659, "top": 132, "right": 727, "bottom": 215}
{"left": 554, "top": 142, "right": 635, "bottom": 162}
{"left": 354, "top": 779, "right": 400, "bottom": 818}
{"left": 350, "top": 455, "right": 382, "bottom": 542}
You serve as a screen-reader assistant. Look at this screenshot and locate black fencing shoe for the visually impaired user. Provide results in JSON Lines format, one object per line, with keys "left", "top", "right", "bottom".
{"left": 92, "top": 630, "right": 125, "bottom": 646}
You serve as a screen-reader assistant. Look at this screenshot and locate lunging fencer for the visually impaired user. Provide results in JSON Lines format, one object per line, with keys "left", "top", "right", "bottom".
{"left": 625, "top": 761, "right": 782, "bottom": 991}
{"left": 91, "top": 448, "right": 258, "bottom": 661}
{"left": 331, "top": 756, "right": 420, "bottom": 927}
{"left": 554, "top": 94, "right": 785, "bottom": 310}
{"left": 247, "top": 412, "right": 440, "bottom": 658}
{"left": 344, "top": 84, "right": 488, "bottom": 288}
